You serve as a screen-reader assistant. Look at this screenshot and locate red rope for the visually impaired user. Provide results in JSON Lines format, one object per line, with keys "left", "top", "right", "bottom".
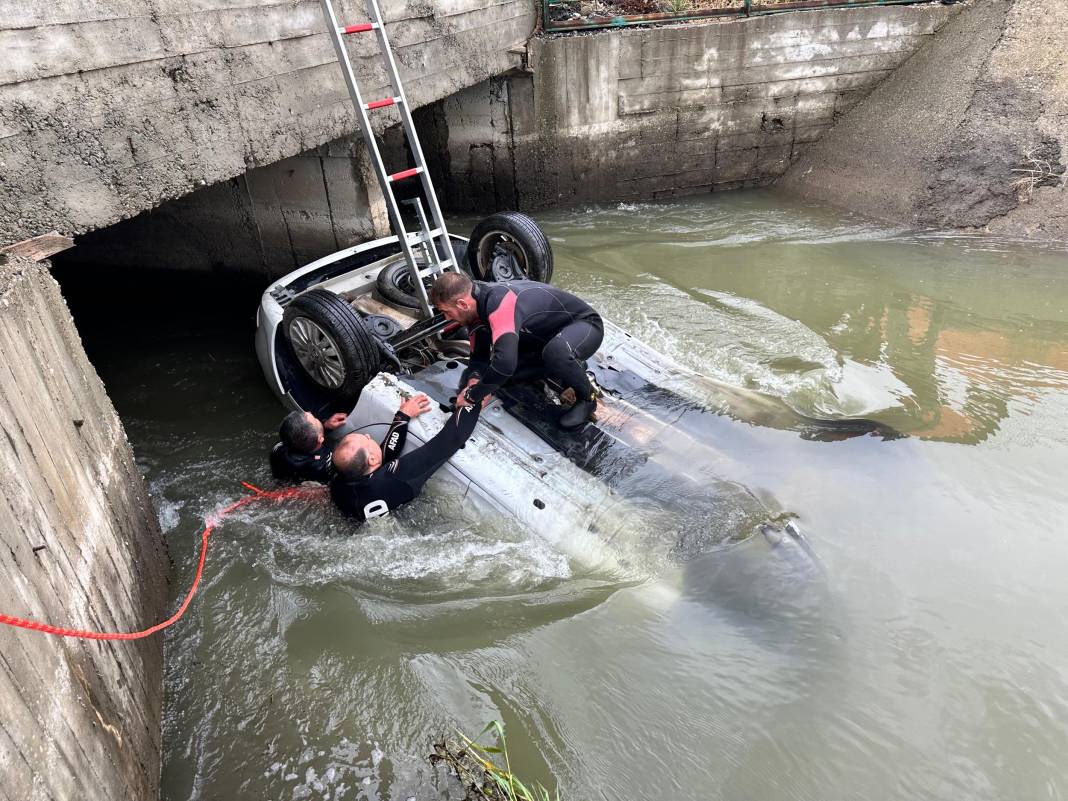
{"left": 0, "top": 484, "right": 326, "bottom": 641}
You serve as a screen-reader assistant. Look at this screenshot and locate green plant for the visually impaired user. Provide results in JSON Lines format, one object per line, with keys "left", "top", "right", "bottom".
{"left": 431, "top": 721, "right": 561, "bottom": 801}
{"left": 664, "top": 0, "right": 690, "bottom": 14}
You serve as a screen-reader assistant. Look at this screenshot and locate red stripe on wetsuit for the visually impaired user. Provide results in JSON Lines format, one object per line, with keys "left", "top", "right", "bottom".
{"left": 465, "top": 288, "right": 520, "bottom": 402}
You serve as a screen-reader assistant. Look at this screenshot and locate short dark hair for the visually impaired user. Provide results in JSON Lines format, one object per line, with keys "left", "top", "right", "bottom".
{"left": 430, "top": 271, "right": 473, "bottom": 307}
{"left": 279, "top": 411, "right": 319, "bottom": 453}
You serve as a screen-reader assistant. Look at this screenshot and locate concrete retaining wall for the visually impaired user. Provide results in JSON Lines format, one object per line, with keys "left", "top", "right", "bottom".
{"left": 0, "top": 256, "right": 168, "bottom": 801}
{"left": 778, "top": 0, "right": 1068, "bottom": 243}
{"left": 0, "top": 0, "right": 535, "bottom": 248}
{"left": 419, "top": 3, "right": 959, "bottom": 209}
{"left": 56, "top": 136, "right": 390, "bottom": 275}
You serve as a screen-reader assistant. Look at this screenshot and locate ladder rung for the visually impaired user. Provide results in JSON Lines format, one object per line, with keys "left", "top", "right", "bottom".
{"left": 365, "top": 97, "right": 400, "bottom": 111}
{"left": 407, "top": 227, "right": 443, "bottom": 242}
{"left": 414, "top": 260, "right": 451, "bottom": 278}
{"left": 340, "top": 23, "right": 376, "bottom": 34}
{"left": 388, "top": 167, "right": 422, "bottom": 182}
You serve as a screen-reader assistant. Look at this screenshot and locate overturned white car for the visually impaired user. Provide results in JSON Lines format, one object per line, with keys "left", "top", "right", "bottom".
{"left": 255, "top": 212, "right": 896, "bottom": 571}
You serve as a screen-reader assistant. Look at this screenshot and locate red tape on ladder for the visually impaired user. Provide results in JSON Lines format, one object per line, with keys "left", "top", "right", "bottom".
{"left": 0, "top": 483, "right": 325, "bottom": 641}
{"left": 388, "top": 167, "right": 420, "bottom": 182}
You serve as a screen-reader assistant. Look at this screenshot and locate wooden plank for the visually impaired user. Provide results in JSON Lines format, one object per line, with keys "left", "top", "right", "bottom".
{"left": 0, "top": 233, "right": 74, "bottom": 263}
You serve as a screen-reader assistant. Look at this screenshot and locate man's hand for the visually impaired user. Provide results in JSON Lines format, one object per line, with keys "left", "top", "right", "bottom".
{"left": 323, "top": 412, "right": 349, "bottom": 431}
{"left": 399, "top": 393, "right": 433, "bottom": 418}
{"left": 457, "top": 379, "right": 492, "bottom": 409}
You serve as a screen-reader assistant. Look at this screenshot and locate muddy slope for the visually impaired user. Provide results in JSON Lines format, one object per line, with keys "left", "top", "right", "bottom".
{"left": 778, "top": 0, "right": 1068, "bottom": 242}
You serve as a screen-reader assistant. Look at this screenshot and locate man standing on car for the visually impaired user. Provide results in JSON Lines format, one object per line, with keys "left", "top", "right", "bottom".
{"left": 429, "top": 272, "right": 603, "bottom": 430}
{"left": 330, "top": 393, "right": 482, "bottom": 522}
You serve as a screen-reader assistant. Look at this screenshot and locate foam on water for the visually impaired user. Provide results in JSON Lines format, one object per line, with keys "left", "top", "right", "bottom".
{"left": 165, "top": 485, "right": 574, "bottom": 601}
{"left": 584, "top": 277, "right": 892, "bottom": 416}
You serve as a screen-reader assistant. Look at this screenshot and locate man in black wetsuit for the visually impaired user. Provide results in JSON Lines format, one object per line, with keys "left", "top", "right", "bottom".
{"left": 430, "top": 272, "right": 604, "bottom": 430}
{"left": 269, "top": 410, "right": 353, "bottom": 483}
{"left": 330, "top": 394, "right": 481, "bottom": 522}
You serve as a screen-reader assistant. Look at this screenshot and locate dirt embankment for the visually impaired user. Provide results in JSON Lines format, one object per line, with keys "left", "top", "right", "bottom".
{"left": 779, "top": 0, "right": 1068, "bottom": 243}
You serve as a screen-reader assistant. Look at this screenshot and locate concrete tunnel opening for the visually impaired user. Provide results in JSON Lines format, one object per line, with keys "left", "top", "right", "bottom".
{"left": 47, "top": 88, "right": 489, "bottom": 350}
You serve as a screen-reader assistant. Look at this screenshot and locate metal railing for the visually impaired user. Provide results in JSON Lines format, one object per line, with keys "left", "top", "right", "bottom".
{"left": 544, "top": 0, "right": 944, "bottom": 33}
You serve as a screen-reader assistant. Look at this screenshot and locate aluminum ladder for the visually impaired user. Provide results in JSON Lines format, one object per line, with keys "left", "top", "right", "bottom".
{"left": 318, "top": 0, "right": 459, "bottom": 318}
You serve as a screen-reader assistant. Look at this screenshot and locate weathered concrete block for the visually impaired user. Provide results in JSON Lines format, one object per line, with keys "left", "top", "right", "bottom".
{"left": 780, "top": 0, "right": 1068, "bottom": 244}
{"left": 713, "top": 144, "right": 759, "bottom": 182}
{"left": 450, "top": 5, "right": 955, "bottom": 209}
{"left": 756, "top": 142, "right": 795, "bottom": 176}
{"left": 0, "top": 257, "right": 167, "bottom": 801}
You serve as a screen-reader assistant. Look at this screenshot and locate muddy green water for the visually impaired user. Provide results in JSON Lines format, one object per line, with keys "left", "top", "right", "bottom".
{"left": 65, "top": 192, "right": 1068, "bottom": 801}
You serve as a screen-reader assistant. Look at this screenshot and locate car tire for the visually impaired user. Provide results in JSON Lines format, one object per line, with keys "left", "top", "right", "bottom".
{"left": 376, "top": 261, "right": 426, "bottom": 310}
{"left": 375, "top": 239, "right": 471, "bottom": 310}
{"left": 282, "top": 289, "right": 381, "bottom": 408}
{"left": 467, "top": 212, "right": 553, "bottom": 283}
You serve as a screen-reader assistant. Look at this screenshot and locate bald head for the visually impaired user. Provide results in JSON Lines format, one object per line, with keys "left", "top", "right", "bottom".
{"left": 333, "top": 432, "right": 381, "bottom": 478}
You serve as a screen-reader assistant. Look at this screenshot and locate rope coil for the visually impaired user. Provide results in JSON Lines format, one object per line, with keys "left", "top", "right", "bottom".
{"left": 0, "top": 483, "right": 324, "bottom": 641}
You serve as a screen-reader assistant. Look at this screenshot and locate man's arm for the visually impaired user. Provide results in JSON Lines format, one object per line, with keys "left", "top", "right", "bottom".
{"left": 380, "top": 412, "right": 409, "bottom": 462}
{"left": 323, "top": 412, "right": 355, "bottom": 446}
{"left": 382, "top": 394, "right": 433, "bottom": 462}
{"left": 459, "top": 323, "right": 492, "bottom": 387}
{"left": 382, "top": 404, "right": 482, "bottom": 492}
{"left": 464, "top": 288, "right": 520, "bottom": 403}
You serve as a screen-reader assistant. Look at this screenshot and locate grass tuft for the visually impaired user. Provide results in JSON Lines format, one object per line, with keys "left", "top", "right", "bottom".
{"left": 430, "top": 721, "right": 561, "bottom": 801}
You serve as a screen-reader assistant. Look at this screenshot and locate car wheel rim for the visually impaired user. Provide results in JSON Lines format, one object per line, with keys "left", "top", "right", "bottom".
{"left": 478, "top": 232, "right": 527, "bottom": 281}
{"left": 288, "top": 316, "right": 346, "bottom": 389}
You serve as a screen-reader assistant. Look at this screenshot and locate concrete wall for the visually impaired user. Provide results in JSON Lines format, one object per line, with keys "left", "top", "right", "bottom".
{"left": 778, "top": 0, "right": 1068, "bottom": 243}
{"left": 58, "top": 135, "right": 390, "bottom": 275}
{"left": 0, "top": 0, "right": 536, "bottom": 248}
{"left": 418, "top": 4, "right": 959, "bottom": 209}
{"left": 0, "top": 256, "right": 169, "bottom": 800}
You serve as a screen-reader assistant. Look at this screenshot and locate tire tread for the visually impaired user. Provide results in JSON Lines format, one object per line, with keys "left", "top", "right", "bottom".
{"left": 467, "top": 211, "right": 553, "bottom": 283}
{"left": 282, "top": 289, "right": 381, "bottom": 408}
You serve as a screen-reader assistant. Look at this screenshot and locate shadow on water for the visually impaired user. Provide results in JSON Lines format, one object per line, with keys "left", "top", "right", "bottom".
{"left": 679, "top": 523, "right": 835, "bottom": 650}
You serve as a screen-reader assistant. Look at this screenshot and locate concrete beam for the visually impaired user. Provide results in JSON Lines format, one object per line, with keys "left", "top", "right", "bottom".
{"left": 1, "top": 0, "right": 536, "bottom": 247}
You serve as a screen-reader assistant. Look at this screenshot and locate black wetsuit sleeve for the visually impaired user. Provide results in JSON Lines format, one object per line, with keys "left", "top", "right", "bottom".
{"left": 384, "top": 405, "right": 480, "bottom": 490}
{"left": 465, "top": 287, "right": 520, "bottom": 402}
{"left": 460, "top": 323, "right": 492, "bottom": 387}
{"left": 270, "top": 442, "right": 333, "bottom": 483}
{"left": 269, "top": 443, "right": 292, "bottom": 479}
{"left": 380, "top": 411, "right": 410, "bottom": 462}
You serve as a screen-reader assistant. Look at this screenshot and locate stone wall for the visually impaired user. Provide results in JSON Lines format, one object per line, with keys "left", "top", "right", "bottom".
{"left": 778, "top": 0, "right": 1068, "bottom": 243}
{"left": 0, "top": 256, "right": 168, "bottom": 801}
{"left": 0, "top": 0, "right": 536, "bottom": 248}
{"left": 418, "top": 3, "right": 959, "bottom": 209}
